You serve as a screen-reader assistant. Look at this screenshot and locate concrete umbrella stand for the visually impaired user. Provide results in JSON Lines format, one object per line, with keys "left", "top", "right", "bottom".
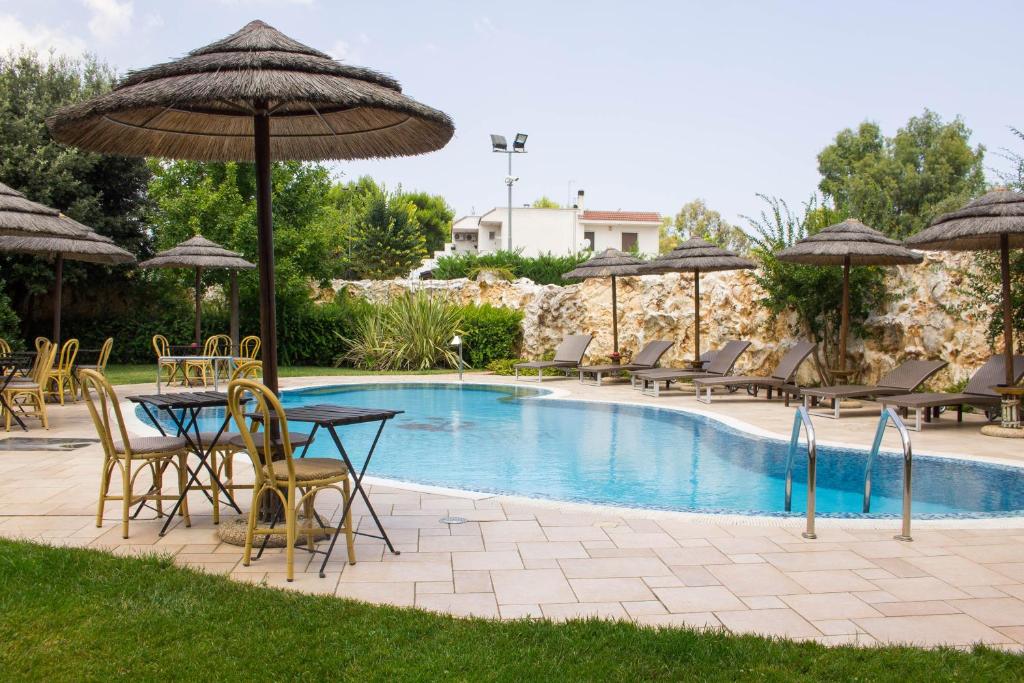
{"left": 905, "top": 190, "right": 1024, "bottom": 438}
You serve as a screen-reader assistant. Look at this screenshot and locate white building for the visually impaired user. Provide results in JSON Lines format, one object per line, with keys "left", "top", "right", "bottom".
{"left": 449, "top": 190, "right": 661, "bottom": 257}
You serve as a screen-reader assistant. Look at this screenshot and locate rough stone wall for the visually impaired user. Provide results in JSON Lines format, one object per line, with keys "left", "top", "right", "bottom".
{"left": 334, "top": 252, "right": 991, "bottom": 389}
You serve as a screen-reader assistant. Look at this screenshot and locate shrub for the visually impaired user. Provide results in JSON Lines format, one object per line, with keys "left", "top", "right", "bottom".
{"left": 460, "top": 304, "right": 523, "bottom": 368}
{"left": 433, "top": 250, "right": 590, "bottom": 286}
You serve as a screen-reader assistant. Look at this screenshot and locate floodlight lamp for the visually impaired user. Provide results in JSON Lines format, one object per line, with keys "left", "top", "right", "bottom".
{"left": 513, "top": 133, "right": 528, "bottom": 151}
{"left": 490, "top": 134, "right": 507, "bottom": 152}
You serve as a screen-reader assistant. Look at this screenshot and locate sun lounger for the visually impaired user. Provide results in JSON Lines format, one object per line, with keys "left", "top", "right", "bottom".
{"left": 578, "top": 340, "right": 674, "bottom": 386}
{"left": 632, "top": 340, "right": 751, "bottom": 397}
{"left": 514, "top": 334, "right": 593, "bottom": 382}
{"left": 692, "top": 341, "right": 817, "bottom": 405}
{"left": 879, "top": 355, "right": 1024, "bottom": 431}
{"left": 801, "top": 359, "right": 948, "bottom": 419}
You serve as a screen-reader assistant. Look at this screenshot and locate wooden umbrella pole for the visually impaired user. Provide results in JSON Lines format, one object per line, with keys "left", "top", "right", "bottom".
{"left": 693, "top": 269, "right": 700, "bottom": 364}
{"left": 52, "top": 254, "right": 63, "bottom": 345}
{"left": 194, "top": 266, "right": 203, "bottom": 347}
{"left": 229, "top": 270, "right": 239, "bottom": 355}
{"left": 254, "top": 111, "right": 279, "bottom": 396}
{"left": 611, "top": 275, "right": 618, "bottom": 355}
{"left": 839, "top": 255, "right": 850, "bottom": 373}
{"left": 1001, "top": 233, "right": 1014, "bottom": 387}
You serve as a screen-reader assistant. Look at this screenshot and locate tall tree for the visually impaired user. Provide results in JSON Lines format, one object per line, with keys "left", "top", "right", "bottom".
{"left": 817, "top": 110, "right": 986, "bottom": 239}
{"left": 531, "top": 196, "right": 561, "bottom": 209}
{"left": 0, "top": 50, "right": 152, "bottom": 329}
{"left": 348, "top": 186, "right": 426, "bottom": 279}
{"left": 660, "top": 199, "right": 749, "bottom": 253}
{"left": 402, "top": 190, "right": 455, "bottom": 254}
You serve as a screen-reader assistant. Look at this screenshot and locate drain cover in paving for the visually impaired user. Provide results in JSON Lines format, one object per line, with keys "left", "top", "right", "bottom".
{"left": 0, "top": 437, "right": 98, "bottom": 451}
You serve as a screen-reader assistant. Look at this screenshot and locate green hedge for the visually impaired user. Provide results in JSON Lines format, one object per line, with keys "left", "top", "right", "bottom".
{"left": 459, "top": 303, "right": 523, "bottom": 368}
{"left": 433, "top": 250, "right": 590, "bottom": 286}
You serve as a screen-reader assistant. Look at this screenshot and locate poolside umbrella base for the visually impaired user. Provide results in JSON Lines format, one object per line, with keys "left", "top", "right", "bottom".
{"left": 564, "top": 248, "right": 645, "bottom": 357}
{"left": 906, "top": 190, "right": 1024, "bottom": 434}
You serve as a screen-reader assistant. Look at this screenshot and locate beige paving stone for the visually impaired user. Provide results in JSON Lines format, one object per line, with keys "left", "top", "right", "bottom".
{"left": 761, "top": 550, "right": 875, "bottom": 572}
{"left": 452, "top": 550, "right": 523, "bottom": 571}
{"left": 786, "top": 569, "right": 878, "bottom": 594}
{"left": 654, "top": 546, "right": 731, "bottom": 566}
{"left": 742, "top": 596, "right": 786, "bottom": 610}
{"left": 670, "top": 566, "right": 720, "bottom": 587}
{"left": 560, "top": 557, "right": 673, "bottom": 579}
{"left": 416, "top": 581, "right": 454, "bottom": 594}
{"left": 418, "top": 534, "right": 484, "bottom": 553}
{"left": 265, "top": 572, "right": 340, "bottom": 594}
{"left": 813, "top": 619, "right": 860, "bottom": 636}
{"left": 642, "top": 575, "right": 684, "bottom": 588}
{"left": 991, "top": 563, "right": 1024, "bottom": 582}
{"left": 653, "top": 586, "right": 746, "bottom": 613}
{"left": 874, "top": 601, "right": 960, "bottom": 617}
{"left": 707, "top": 563, "right": 806, "bottom": 597}
{"left": 717, "top": 609, "right": 821, "bottom": 638}
{"left": 491, "top": 569, "right": 576, "bottom": 605}
{"left": 871, "top": 557, "right": 930, "bottom": 578}
{"left": 946, "top": 598, "right": 1024, "bottom": 627}
{"left": 517, "top": 541, "right": 588, "bottom": 560}
{"left": 953, "top": 544, "right": 1024, "bottom": 564}
{"left": 855, "top": 614, "right": 1011, "bottom": 647}
{"left": 454, "top": 570, "right": 492, "bottom": 594}
{"left": 727, "top": 554, "right": 765, "bottom": 564}
{"left": 709, "top": 537, "right": 785, "bottom": 555}
{"left": 623, "top": 600, "right": 668, "bottom": 617}
{"left": 871, "top": 576, "right": 971, "bottom": 602}
{"left": 585, "top": 547, "right": 658, "bottom": 558}
{"left": 542, "top": 526, "right": 610, "bottom": 542}
{"left": 962, "top": 585, "right": 1007, "bottom": 598}
{"left": 998, "top": 626, "right": 1024, "bottom": 644}
{"left": 854, "top": 567, "right": 897, "bottom": 580}
{"left": 416, "top": 592, "right": 499, "bottom": 618}
{"left": 845, "top": 540, "right": 922, "bottom": 559}
{"left": 607, "top": 531, "right": 679, "bottom": 549}
{"left": 569, "top": 578, "right": 655, "bottom": 603}
{"left": 905, "top": 555, "right": 1016, "bottom": 587}
{"left": 633, "top": 612, "right": 722, "bottom": 629}
{"left": 480, "top": 520, "right": 546, "bottom": 543}
{"left": 782, "top": 592, "right": 882, "bottom": 621}
{"left": 542, "top": 602, "right": 629, "bottom": 621}
{"left": 523, "top": 558, "right": 559, "bottom": 569}
{"left": 338, "top": 561, "right": 452, "bottom": 583}
{"left": 853, "top": 590, "right": 899, "bottom": 604}
{"left": 335, "top": 581, "right": 415, "bottom": 607}
{"left": 499, "top": 604, "right": 543, "bottom": 619}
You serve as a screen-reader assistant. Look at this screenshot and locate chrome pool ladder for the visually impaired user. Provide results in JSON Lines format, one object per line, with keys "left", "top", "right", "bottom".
{"left": 785, "top": 406, "right": 817, "bottom": 539}
{"left": 863, "top": 407, "right": 914, "bottom": 542}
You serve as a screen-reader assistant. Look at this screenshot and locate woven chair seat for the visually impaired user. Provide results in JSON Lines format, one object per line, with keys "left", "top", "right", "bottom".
{"left": 224, "top": 430, "right": 312, "bottom": 449}
{"left": 264, "top": 457, "right": 347, "bottom": 482}
{"left": 113, "top": 435, "right": 188, "bottom": 455}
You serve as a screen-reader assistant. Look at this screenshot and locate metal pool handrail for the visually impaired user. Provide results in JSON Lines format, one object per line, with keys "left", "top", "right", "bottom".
{"left": 863, "top": 407, "right": 914, "bottom": 542}
{"left": 785, "top": 406, "right": 817, "bottom": 539}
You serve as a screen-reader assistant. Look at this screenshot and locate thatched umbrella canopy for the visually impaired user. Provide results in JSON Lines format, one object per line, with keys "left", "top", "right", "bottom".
{"left": 905, "top": 190, "right": 1024, "bottom": 387}
{"left": 139, "top": 236, "right": 255, "bottom": 349}
{"left": 564, "top": 248, "right": 644, "bottom": 355}
{"left": 639, "top": 238, "right": 755, "bottom": 364}
{"left": 777, "top": 219, "right": 921, "bottom": 375}
{"left": 48, "top": 19, "right": 454, "bottom": 394}
{"left": 0, "top": 182, "right": 135, "bottom": 343}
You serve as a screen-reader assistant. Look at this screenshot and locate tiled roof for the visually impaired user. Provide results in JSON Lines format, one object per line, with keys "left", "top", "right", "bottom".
{"left": 580, "top": 210, "right": 661, "bottom": 223}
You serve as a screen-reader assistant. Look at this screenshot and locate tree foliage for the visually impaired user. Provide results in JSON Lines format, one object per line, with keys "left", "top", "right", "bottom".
{"left": 403, "top": 190, "right": 455, "bottom": 254}
{"left": 531, "top": 196, "right": 561, "bottom": 209}
{"left": 347, "top": 185, "right": 427, "bottom": 280}
{"left": 745, "top": 195, "right": 888, "bottom": 371}
{"left": 817, "top": 110, "right": 986, "bottom": 239}
{"left": 659, "top": 199, "right": 749, "bottom": 254}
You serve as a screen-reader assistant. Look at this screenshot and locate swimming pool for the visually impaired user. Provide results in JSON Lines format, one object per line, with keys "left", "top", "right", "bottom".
{"left": 136, "top": 382, "right": 1024, "bottom": 518}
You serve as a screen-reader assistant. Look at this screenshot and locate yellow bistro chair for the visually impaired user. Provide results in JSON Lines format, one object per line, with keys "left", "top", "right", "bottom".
{"left": 34, "top": 337, "right": 49, "bottom": 354}
{"left": 46, "top": 338, "right": 79, "bottom": 405}
{"left": 228, "top": 378, "right": 355, "bottom": 581}
{"left": 4, "top": 340, "right": 56, "bottom": 431}
{"left": 152, "top": 334, "right": 181, "bottom": 385}
{"left": 96, "top": 337, "right": 114, "bottom": 375}
{"left": 184, "top": 335, "right": 231, "bottom": 387}
{"left": 80, "top": 369, "right": 193, "bottom": 539}
{"left": 0, "top": 338, "right": 11, "bottom": 355}
{"left": 238, "top": 335, "right": 261, "bottom": 361}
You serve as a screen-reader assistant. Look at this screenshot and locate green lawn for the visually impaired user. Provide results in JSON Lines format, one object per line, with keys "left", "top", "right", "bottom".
{"left": 0, "top": 540, "right": 1019, "bottom": 681}
{"left": 105, "top": 364, "right": 469, "bottom": 386}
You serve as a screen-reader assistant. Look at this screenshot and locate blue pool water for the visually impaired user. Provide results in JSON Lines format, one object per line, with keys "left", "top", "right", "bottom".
{"left": 138, "top": 383, "right": 1024, "bottom": 518}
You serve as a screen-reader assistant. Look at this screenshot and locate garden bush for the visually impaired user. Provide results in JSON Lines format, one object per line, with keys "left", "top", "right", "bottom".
{"left": 433, "top": 250, "right": 590, "bottom": 286}
{"left": 460, "top": 303, "right": 523, "bottom": 368}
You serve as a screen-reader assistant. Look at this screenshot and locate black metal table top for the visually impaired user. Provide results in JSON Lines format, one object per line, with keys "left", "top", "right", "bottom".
{"left": 126, "top": 390, "right": 238, "bottom": 409}
{"left": 248, "top": 403, "right": 403, "bottom": 427}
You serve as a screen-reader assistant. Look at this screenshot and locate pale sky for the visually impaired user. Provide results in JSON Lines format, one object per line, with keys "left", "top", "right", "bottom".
{"left": 2, "top": 0, "right": 1022, "bottom": 228}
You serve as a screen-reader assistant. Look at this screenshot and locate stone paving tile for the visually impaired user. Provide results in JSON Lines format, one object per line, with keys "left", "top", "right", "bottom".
{"left": 607, "top": 530, "right": 679, "bottom": 549}
{"left": 854, "top": 614, "right": 1012, "bottom": 647}
{"left": 654, "top": 546, "right": 731, "bottom": 566}
{"left": 416, "top": 593, "right": 500, "bottom": 618}
{"left": 781, "top": 592, "right": 882, "bottom": 621}
{"left": 569, "top": 578, "right": 655, "bottom": 603}
{"left": 542, "top": 526, "right": 610, "bottom": 542}
{"left": 669, "top": 566, "right": 721, "bottom": 587}
{"left": 622, "top": 600, "right": 668, "bottom": 617}
{"left": 416, "top": 581, "right": 454, "bottom": 594}
{"left": 633, "top": 613, "right": 722, "bottom": 630}
{"left": 947, "top": 598, "right": 1024, "bottom": 627}
{"left": 454, "top": 570, "right": 493, "bottom": 594}
{"left": 517, "top": 541, "right": 588, "bottom": 560}
{"left": 542, "top": 602, "right": 629, "bottom": 621}
{"left": 560, "top": 557, "right": 673, "bottom": 579}
{"left": 499, "top": 604, "right": 543, "bottom": 620}
{"left": 480, "top": 521, "right": 546, "bottom": 543}
{"left": 874, "top": 601, "right": 960, "bottom": 617}
{"left": 813, "top": 619, "right": 861, "bottom": 636}
{"left": 338, "top": 561, "right": 451, "bottom": 583}
{"left": 707, "top": 564, "right": 806, "bottom": 597}
{"left": 335, "top": 582, "right": 415, "bottom": 607}
{"left": 418, "top": 534, "right": 484, "bottom": 553}
{"left": 904, "top": 555, "right": 1017, "bottom": 587}
{"left": 761, "top": 550, "right": 876, "bottom": 572}
{"left": 709, "top": 537, "right": 785, "bottom": 555}
{"left": 717, "top": 609, "right": 821, "bottom": 639}
{"left": 452, "top": 550, "right": 523, "bottom": 571}
{"left": 491, "top": 569, "right": 576, "bottom": 605}
{"left": 742, "top": 596, "right": 786, "bottom": 610}
{"left": 871, "top": 577, "right": 971, "bottom": 602}
{"left": 652, "top": 586, "right": 746, "bottom": 613}
{"left": 952, "top": 544, "right": 1024, "bottom": 564}
{"left": 786, "top": 569, "right": 878, "bottom": 594}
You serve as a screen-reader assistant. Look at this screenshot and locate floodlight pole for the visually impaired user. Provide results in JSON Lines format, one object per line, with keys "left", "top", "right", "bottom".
{"left": 492, "top": 133, "right": 526, "bottom": 251}
{"left": 506, "top": 153, "right": 513, "bottom": 250}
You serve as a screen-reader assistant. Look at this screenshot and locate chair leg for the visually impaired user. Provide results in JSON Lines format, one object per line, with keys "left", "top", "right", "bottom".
{"left": 210, "top": 451, "right": 220, "bottom": 524}
{"left": 242, "top": 487, "right": 260, "bottom": 567}
{"left": 177, "top": 453, "right": 191, "bottom": 528}
{"left": 121, "top": 459, "right": 132, "bottom": 539}
{"left": 96, "top": 457, "right": 114, "bottom": 528}
{"left": 303, "top": 492, "right": 315, "bottom": 550}
{"left": 286, "top": 488, "right": 297, "bottom": 582}
{"left": 343, "top": 477, "right": 356, "bottom": 565}
{"left": 36, "top": 390, "right": 48, "bottom": 429}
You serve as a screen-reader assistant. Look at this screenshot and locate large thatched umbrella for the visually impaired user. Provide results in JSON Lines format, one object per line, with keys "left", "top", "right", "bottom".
{"left": 639, "top": 238, "right": 755, "bottom": 364}
{"left": 776, "top": 219, "right": 921, "bottom": 375}
{"left": 0, "top": 182, "right": 135, "bottom": 343}
{"left": 564, "top": 248, "right": 644, "bottom": 355}
{"left": 139, "top": 236, "right": 255, "bottom": 350}
{"left": 906, "top": 190, "right": 1024, "bottom": 388}
{"left": 48, "top": 20, "right": 454, "bottom": 394}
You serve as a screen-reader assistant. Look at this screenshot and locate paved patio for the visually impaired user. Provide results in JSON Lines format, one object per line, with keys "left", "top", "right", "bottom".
{"left": 2, "top": 372, "right": 1024, "bottom": 650}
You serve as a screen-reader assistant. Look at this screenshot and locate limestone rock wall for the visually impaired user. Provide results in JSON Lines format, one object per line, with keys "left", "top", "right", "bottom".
{"left": 334, "top": 252, "right": 990, "bottom": 389}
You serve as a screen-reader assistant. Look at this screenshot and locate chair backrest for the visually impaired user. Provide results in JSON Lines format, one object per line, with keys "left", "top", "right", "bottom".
{"left": 552, "top": 334, "right": 593, "bottom": 363}
{"left": 770, "top": 341, "right": 817, "bottom": 381}
{"left": 965, "top": 355, "right": 1024, "bottom": 397}
{"left": 0, "top": 338, "right": 10, "bottom": 355}
{"left": 228, "top": 378, "right": 297, "bottom": 486}
{"left": 631, "top": 340, "right": 674, "bottom": 367}
{"left": 705, "top": 340, "right": 751, "bottom": 375}
{"left": 35, "top": 341, "right": 58, "bottom": 386}
{"left": 152, "top": 334, "right": 170, "bottom": 359}
{"left": 230, "top": 360, "right": 262, "bottom": 382}
{"left": 97, "top": 338, "right": 114, "bottom": 373}
{"left": 35, "top": 337, "right": 50, "bottom": 354}
{"left": 239, "top": 335, "right": 261, "bottom": 360}
{"left": 201, "top": 336, "right": 219, "bottom": 356}
{"left": 876, "top": 359, "right": 947, "bottom": 391}
{"left": 79, "top": 368, "right": 134, "bottom": 461}
{"left": 57, "top": 338, "right": 79, "bottom": 373}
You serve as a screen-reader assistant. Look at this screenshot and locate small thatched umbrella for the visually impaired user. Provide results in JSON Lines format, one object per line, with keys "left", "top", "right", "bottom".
{"left": 776, "top": 219, "right": 921, "bottom": 376}
{"left": 0, "top": 182, "right": 135, "bottom": 343}
{"left": 906, "top": 190, "right": 1024, "bottom": 388}
{"left": 139, "top": 236, "right": 255, "bottom": 350}
{"left": 48, "top": 19, "right": 454, "bottom": 394}
{"left": 564, "top": 248, "right": 644, "bottom": 356}
{"left": 639, "top": 238, "right": 755, "bottom": 365}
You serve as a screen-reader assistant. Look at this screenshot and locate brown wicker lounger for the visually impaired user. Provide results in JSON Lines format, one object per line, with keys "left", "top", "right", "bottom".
{"left": 578, "top": 340, "right": 674, "bottom": 386}
{"left": 879, "top": 355, "right": 1024, "bottom": 431}
{"left": 692, "top": 341, "right": 816, "bottom": 405}
{"left": 801, "top": 359, "right": 948, "bottom": 419}
{"left": 514, "top": 334, "right": 593, "bottom": 382}
{"left": 633, "top": 340, "right": 751, "bottom": 397}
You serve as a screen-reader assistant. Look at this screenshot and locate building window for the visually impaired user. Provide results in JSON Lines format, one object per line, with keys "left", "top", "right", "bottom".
{"left": 489, "top": 231, "right": 495, "bottom": 240}
{"left": 622, "top": 232, "right": 638, "bottom": 252}
{"left": 583, "top": 231, "right": 595, "bottom": 250}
